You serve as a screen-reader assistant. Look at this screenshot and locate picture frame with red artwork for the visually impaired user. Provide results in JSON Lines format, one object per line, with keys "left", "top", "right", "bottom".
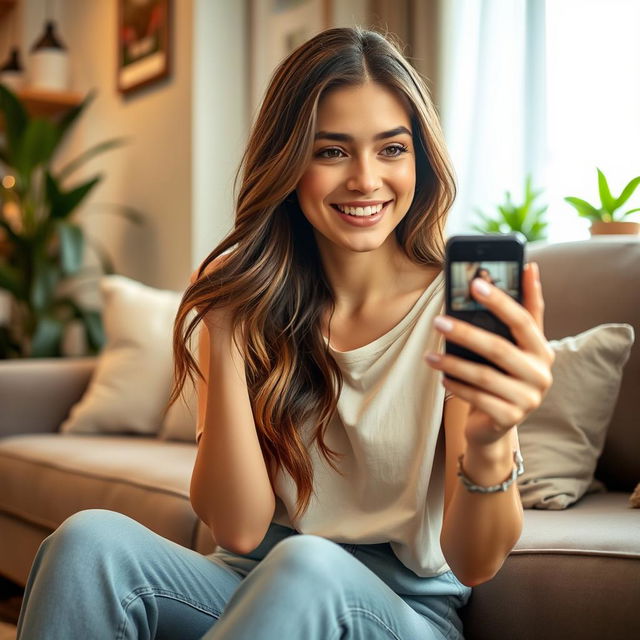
{"left": 117, "top": 0, "right": 171, "bottom": 95}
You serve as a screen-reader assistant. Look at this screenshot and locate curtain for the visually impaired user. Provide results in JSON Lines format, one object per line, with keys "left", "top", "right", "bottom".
{"left": 438, "top": 0, "right": 546, "bottom": 235}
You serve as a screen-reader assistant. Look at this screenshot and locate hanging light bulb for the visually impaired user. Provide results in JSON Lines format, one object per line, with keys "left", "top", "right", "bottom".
{"left": 29, "top": 0, "right": 69, "bottom": 92}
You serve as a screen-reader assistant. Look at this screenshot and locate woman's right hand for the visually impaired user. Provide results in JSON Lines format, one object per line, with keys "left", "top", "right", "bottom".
{"left": 189, "top": 261, "right": 236, "bottom": 337}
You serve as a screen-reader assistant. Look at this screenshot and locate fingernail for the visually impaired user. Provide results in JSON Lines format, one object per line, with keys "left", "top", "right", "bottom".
{"left": 434, "top": 316, "right": 453, "bottom": 332}
{"left": 425, "top": 352, "right": 441, "bottom": 363}
{"left": 533, "top": 262, "right": 541, "bottom": 281}
{"left": 472, "top": 278, "right": 491, "bottom": 297}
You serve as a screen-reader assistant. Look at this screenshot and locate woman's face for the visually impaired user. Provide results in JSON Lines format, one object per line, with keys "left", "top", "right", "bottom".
{"left": 296, "top": 81, "right": 416, "bottom": 255}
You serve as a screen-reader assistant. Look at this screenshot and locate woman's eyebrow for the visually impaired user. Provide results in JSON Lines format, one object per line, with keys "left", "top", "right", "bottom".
{"left": 314, "top": 126, "right": 412, "bottom": 142}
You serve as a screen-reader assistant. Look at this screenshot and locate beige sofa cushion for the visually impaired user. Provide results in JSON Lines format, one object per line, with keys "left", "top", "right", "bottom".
{"left": 515, "top": 491, "right": 640, "bottom": 557}
{"left": 61, "top": 276, "right": 182, "bottom": 436}
{"left": 518, "top": 323, "right": 634, "bottom": 509}
{"left": 0, "top": 434, "right": 214, "bottom": 552}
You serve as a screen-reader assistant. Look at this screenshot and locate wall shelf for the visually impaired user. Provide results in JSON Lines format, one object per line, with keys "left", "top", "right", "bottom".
{"left": 15, "top": 87, "right": 84, "bottom": 118}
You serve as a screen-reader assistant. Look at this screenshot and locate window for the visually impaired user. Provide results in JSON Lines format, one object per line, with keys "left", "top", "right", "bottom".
{"left": 440, "top": 0, "right": 640, "bottom": 242}
{"left": 545, "top": 0, "right": 640, "bottom": 241}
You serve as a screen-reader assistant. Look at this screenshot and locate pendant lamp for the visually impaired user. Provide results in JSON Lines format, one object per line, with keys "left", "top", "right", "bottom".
{"left": 0, "top": 8, "right": 24, "bottom": 92}
{"left": 0, "top": 46, "right": 25, "bottom": 92}
{"left": 29, "top": 19, "right": 69, "bottom": 91}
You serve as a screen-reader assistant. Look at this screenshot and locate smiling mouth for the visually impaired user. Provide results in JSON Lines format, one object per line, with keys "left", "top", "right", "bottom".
{"left": 331, "top": 201, "right": 391, "bottom": 217}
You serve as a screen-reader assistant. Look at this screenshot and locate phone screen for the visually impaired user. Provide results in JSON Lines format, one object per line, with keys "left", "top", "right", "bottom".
{"left": 444, "top": 235, "right": 524, "bottom": 372}
{"left": 449, "top": 261, "right": 521, "bottom": 312}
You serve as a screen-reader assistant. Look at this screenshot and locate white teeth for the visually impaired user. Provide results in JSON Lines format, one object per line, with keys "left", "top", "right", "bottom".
{"left": 336, "top": 203, "right": 384, "bottom": 217}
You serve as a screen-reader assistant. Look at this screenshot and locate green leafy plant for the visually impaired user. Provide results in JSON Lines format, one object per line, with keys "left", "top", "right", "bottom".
{"left": 472, "top": 175, "right": 548, "bottom": 242}
{"left": 565, "top": 168, "right": 640, "bottom": 222}
{"left": 0, "top": 84, "right": 144, "bottom": 358}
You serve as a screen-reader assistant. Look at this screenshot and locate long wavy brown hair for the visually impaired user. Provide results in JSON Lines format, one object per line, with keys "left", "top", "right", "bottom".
{"left": 168, "top": 26, "right": 455, "bottom": 520}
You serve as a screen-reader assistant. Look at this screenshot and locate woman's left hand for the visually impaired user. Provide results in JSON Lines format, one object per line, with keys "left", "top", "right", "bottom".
{"left": 425, "top": 262, "right": 555, "bottom": 446}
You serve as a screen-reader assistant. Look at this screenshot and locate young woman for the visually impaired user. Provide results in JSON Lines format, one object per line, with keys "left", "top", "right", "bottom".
{"left": 17, "top": 27, "right": 553, "bottom": 640}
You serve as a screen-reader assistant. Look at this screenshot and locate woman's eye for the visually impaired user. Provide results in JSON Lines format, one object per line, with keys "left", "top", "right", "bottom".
{"left": 381, "top": 144, "right": 409, "bottom": 157}
{"left": 316, "top": 147, "right": 345, "bottom": 159}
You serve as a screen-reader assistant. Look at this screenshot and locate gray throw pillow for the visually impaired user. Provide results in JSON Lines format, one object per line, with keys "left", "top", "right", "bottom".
{"left": 517, "top": 323, "right": 635, "bottom": 509}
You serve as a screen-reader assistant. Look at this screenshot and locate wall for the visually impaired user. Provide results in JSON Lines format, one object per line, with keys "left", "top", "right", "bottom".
{"left": 191, "top": 0, "right": 247, "bottom": 272}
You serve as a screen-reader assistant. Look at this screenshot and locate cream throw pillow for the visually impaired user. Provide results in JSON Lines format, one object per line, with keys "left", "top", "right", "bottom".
{"left": 518, "top": 323, "right": 635, "bottom": 509}
{"left": 61, "top": 275, "right": 182, "bottom": 435}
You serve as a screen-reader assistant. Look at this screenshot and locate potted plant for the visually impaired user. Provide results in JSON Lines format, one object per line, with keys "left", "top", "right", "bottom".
{"left": 471, "top": 175, "right": 548, "bottom": 242}
{"left": 0, "top": 84, "right": 144, "bottom": 358}
{"left": 565, "top": 169, "right": 640, "bottom": 236}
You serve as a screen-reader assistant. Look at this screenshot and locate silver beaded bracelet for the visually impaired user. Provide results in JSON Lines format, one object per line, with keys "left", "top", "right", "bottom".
{"left": 457, "top": 449, "right": 525, "bottom": 493}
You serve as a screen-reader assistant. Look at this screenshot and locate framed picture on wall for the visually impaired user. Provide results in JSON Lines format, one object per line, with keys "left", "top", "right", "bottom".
{"left": 250, "top": 0, "right": 332, "bottom": 116}
{"left": 117, "top": 0, "right": 171, "bottom": 94}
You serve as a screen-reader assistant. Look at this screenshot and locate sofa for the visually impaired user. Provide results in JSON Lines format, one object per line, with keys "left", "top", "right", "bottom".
{"left": 1, "top": 237, "right": 639, "bottom": 639}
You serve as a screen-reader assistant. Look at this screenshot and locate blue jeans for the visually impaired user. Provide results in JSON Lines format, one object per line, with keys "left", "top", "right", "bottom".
{"left": 17, "top": 509, "right": 470, "bottom": 639}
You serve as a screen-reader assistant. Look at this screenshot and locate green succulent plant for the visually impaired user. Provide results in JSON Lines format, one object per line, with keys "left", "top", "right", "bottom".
{"left": 0, "top": 84, "right": 144, "bottom": 358}
{"left": 471, "top": 175, "right": 548, "bottom": 242}
{"left": 565, "top": 168, "right": 640, "bottom": 222}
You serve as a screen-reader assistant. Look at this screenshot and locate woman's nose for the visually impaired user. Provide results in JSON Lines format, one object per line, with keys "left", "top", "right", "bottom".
{"left": 346, "top": 158, "right": 382, "bottom": 194}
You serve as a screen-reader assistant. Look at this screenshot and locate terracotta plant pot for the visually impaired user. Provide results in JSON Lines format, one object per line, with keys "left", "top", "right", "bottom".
{"left": 590, "top": 221, "right": 640, "bottom": 236}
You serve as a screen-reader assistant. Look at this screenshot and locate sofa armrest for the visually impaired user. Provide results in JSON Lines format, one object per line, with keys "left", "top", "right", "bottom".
{"left": 0, "top": 357, "right": 97, "bottom": 437}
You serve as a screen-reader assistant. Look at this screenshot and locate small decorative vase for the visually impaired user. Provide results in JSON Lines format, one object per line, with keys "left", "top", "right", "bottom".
{"left": 0, "top": 46, "right": 25, "bottom": 92}
{"left": 590, "top": 221, "right": 640, "bottom": 236}
{"left": 29, "top": 20, "right": 69, "bottom": 92}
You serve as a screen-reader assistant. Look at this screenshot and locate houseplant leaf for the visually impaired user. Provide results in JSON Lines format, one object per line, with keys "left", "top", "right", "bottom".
{"left": 57, "top": 138, "right": 129, "bottom": 182}
{"left": 597, "top": 169, "right": 616, "bottom": 215}
{"left": 30, "top": 257, "right": 61, "bottom": 313}
{"left": 74, "top": 306, "right": 105, "bottom": 353}
{"left": 614, "top": 176, "right": 640, "bottom": 211}
{"left": 85, "top": 202, "right": 146, "bottom": 226}
{"left": 564, "top": 196, "right": 600, "bottom": 220}
{"left": 83, "top": 234, "right": 116, "bottom": 274}
{"left": 13, "top": 119, "right": 58, "bottom": 182}
{"left": 51, "top": 295, "right": 106, "bottom": 354}
{"left": 473, "top": 176, "right": 548, "bottom": 241}
{"left": 56, "top": 221, "right": 85, "bottom": 275}
{"left": 0, "top": 84, "right": 28, "bottom": 161}
{"left": 29, "top": 312, "right": 64, "bottom": 357}
{"left": 53, "top": 90, "right": 97, "bottom": 149}
{"left": 46, "top": 172, "right": 102, "bottom": 220}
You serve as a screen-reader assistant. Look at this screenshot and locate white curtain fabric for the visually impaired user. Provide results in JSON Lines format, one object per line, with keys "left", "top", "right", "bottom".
{"left": 438, "top": 0, "right": 546, "bottom": 236}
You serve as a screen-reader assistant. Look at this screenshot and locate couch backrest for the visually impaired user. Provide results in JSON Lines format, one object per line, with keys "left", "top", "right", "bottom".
{"left": 528, "top": 237, "right": 639, "bottom": 490}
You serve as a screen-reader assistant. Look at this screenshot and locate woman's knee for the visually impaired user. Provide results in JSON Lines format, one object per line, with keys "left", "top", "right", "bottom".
{"left": 45, "top": 509, "right": 140, "bottom": 558}
{"left": 265, "top": 534, "right": 348, "bottom": 582}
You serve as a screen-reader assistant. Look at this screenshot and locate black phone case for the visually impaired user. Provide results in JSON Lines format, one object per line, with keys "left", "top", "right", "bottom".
{"left": 444, "top": 234, "right": 524, "bottom": 374}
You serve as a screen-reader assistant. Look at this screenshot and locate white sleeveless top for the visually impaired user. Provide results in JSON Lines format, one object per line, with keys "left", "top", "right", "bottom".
{"left": 272, "top": 271, "right": 452, "bottom": 577}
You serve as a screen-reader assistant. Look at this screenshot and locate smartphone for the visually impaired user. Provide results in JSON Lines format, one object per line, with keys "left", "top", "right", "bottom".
{"left": 444, "top": 234, "right": 525, "bottom": 372}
